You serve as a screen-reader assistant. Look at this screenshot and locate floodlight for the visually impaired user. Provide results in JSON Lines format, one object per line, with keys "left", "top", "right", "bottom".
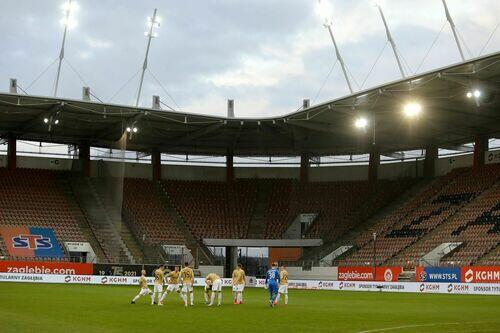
{"left": 403, "top": 102, "right": 422, "bottom": 117}
{"left": 61, "top": 1, "right": 79, "bottom": 14}
{"left": 61, "top": 16, "right": 78, "bottom": 29}
{"left": 43, "top": 118, "right": 49, "bottom": 124}
{"left": 126, "top": 127, "right": 132, "bottom": 132}
{"left": 466, "top": 89, "right": 482, "bottom": 99}
{"left": 315, "top": 0, "right": 333, "bottom": 24}
{"left": 133, "top": 127, "right": 138, "bottom": 133}
{"left": 354, "top": 117, "right": 368, "bottom": 129}
{"left": 54, "top": 119, "right": 60, "bottom": 125}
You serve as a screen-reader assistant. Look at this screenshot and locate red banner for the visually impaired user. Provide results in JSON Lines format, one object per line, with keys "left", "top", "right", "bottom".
{"left": 338, "top": 267, "right": 374, "bottom": 281}
{"left": 375, "top": 266, "right": 402, "bottom": 282}
{"left": 338, "top": 266, "right": 402, "bottom": 281}
{"left": 461, "top": 266, "right": 500, "bottom": 283}
{"left": 0, "top": 261, "right": 93, "bottom": 275}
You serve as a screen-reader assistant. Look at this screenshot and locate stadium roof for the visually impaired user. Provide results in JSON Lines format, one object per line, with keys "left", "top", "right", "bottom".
{"left": 1, "top": 52, "right": 500, "bottom": 157}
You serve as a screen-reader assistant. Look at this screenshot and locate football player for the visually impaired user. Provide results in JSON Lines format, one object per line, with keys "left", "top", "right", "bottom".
{"left": 231, "top": 264, "right": 246, "bottom": 304}
{"left": 180, "top": 262, "right": 195, "bottom": 306}
{"left": 159, "top": 266, "right": 182, "bottom": 305}
{"left": 130, "top": 270, "right": 152, "bottom": 304}
{"left": 205, "top": 272, "right": 222, "bottom": 306}
{"left": 275, "top": 265, "right": 289, "bottom": 305}
{"left": 151, "top": 265, "right": 165, "bottom": 305}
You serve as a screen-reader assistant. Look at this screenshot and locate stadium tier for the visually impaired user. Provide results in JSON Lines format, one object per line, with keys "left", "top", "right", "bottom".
{"left": 123, "top": 178, "right": 186, "bottom": 245}
{"left": 0, "top": 163, "right": 499, "bottom": 267}
{"left": 340, "top": 164, "right": 500, "bottom": 267}
{"left": 0, "top": 168, "right": 85, "bottom": 260}
{"left": 161, "top": 180, "right": 257, "bottom": 239}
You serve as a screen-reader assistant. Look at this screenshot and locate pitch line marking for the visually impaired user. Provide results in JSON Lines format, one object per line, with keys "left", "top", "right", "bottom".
{"left": 356, "top": 321, "right": 488, "bottom": 333}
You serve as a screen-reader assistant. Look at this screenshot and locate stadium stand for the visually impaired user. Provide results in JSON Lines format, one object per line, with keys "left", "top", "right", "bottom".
{"left": 162, "top": 180, "right": 257, "bottom": 239}
{"left": 342, "top": 165, "right": 500, "bottom": 267}
{"left": 123, "top": 178, "right": 186, "bottom": 245}
{"left": 390, "top": 166, "right": 500, "bottom": 266}
{"left": 263, "top": 179, "right": 415, "bottom": 241}
{"left": 0, "top": 168, "right": 86, "bottom": 260}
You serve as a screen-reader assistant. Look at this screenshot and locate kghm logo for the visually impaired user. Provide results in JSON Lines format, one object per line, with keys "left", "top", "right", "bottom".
{"left": 339, "top": 282, "right": 344, "bottom": 290}
{"left": 101, "top": 276, "right": 108, "bottom": 284}
{"left": 447, "top": 284, "right": 453, "bottom": 293}
{"left": 419, "top": 283, "right": 425, "bottom": 292}
{"left": 64, "top": 276, "right": 71, "bottom": 283}
{"left": 12, "top": 234, "right": 53, "bottom": 249}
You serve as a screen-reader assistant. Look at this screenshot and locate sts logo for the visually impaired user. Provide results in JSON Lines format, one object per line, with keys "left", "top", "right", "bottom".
{"left": 12, "top": 234, "right": 53, "bottom": 249}
{"left": 0, "top": 226, "right": 63, "bottom": 258}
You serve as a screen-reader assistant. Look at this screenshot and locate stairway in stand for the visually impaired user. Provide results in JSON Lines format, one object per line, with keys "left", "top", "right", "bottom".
{"left": 55, "top": 173, "right": 106, "bottom": 263}
{"left": 246, "top": 181, "right": 272, "bottom": 238}
{"left": 69, "top": 177, "right": 140, "bottom": 264}
{"left": 157, "top": 182, "right": 216, "bottom": 266}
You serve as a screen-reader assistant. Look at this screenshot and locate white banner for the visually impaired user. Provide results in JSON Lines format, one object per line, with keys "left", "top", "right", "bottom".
{"left": 486, "top": 150, "right": 500, "bottom": 164}
{"left": 1, "top": 273, "right": 499, "bottom": 295}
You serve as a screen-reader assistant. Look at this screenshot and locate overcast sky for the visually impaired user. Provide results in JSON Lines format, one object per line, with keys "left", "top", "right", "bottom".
{"left": 1, "top": 0, "right": 499, "bottom": 118}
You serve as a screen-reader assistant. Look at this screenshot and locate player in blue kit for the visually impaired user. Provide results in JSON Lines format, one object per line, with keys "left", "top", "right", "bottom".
{"left": 265, "top": 262, "right": 280, "bottom": 307}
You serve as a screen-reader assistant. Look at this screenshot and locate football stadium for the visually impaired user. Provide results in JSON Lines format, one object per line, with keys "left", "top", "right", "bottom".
{"left": 1, "top": 0, "right": 500, "bottom": 332}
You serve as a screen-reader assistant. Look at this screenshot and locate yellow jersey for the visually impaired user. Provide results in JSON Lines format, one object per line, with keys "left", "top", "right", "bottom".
{"left": 154, "top": 268, "right": 164, "bottom": 285}
{"left": 232, "top": 268, "right": 245, "bottom": 285}
{"left": 167, "top": 271, "right": 180, "bottom": 284}
{"left": 180, "top": 267, "right": 194, "bottom": 284}
{"left": 139, "top": 276, "right": 148, "bottom": 289}
{"left": 206, "top": 273, "right": 220, "bottom": 284}
{"left": 280, "top": 269, "right": 289, "bottom": 285}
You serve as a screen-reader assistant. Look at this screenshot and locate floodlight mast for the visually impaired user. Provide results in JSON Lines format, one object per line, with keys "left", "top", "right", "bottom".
{"left": 441, "top": 0, "right": 465, "bottom": 62}
{"left": 136, "top": 8, "right": 159, "bottom": 107}
{"left": 54, "top": 0, "right": 73, "bottom": 97}
{"left": 324, "top": 21, "right": 353, "bottom": 94}
{"left": 374, "top": 4, "right": 405, "bottom": 78}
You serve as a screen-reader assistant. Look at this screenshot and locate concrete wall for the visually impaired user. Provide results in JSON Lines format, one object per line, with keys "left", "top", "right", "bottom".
{"left": 435, "top": 154, "right": 473, "bottom": 176}
{"left": 4, "top": 153, "right": 476, "bottom": 182}
{"left": 286, "top": 266, "right": 338, "bottom": 280}
{"left": 197, "top": 265, "right": 224, "bottom": 277}
{"left": 16, "top": 155, "right": 74, "bottom": 170}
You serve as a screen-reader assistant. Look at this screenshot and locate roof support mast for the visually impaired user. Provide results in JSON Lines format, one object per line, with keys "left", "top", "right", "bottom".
{"left": 136, "top": 8, "right": 160, "bottom": 107}
{"left": 54, "top": 0, "right": 76, "bottom": 97}
{"left": 374, "top": 3, "right": 405, "bottom": 78}
{"left": 441, "top": 0, "right": 465, "bottom": 62}
{"left": 324, "top": 22, "right": 353, "bottom": 94}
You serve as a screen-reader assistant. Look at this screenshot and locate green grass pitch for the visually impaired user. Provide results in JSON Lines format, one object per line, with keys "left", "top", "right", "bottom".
{"left": 1, "top": 283, "right": 499, "bottom": 333}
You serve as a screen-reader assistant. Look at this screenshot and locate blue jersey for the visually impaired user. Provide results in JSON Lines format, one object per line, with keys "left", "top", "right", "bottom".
{"left": 265, "top": 268, "right": 280, "bottom": 285}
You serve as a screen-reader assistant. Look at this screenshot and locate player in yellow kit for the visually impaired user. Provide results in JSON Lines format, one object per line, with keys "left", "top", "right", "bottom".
{"left": 275, "top": 265, "right": 289, "bottom": 305}
{"left": 131, "top": 270, "right": 152, "bottom": 304}
{"left": 232, "top": 264, "right": 245, "bottom": 304}
{"left": 204, "top": 272, "right": 222, "bottom": 306}
{"left": 151, "top": 265, "right": 165, "bottom": 305}
{"left": 159, "top": 266, "right": 182, "bottom": 305}
{"left": 180, "top": 262, "right": 195, "bottom": 306}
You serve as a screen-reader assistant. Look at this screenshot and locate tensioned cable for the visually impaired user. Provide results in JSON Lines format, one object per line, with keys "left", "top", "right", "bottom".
{"left": 456, "top": 28, "right": 473, "bottom": 59}
{"left": 361, "top": 41, "right": 388, "bottom": 89}
{"left": 479, "top": 21, "right": 500, "bottom": 56}
{"left": 65, "top": 58, "right": 90, "bottom": 87}
{"left": 159, "top": 100, "right": 177, "bottom": 112}
{"left": 398, "top": 49, "right": 413, "bottom": 75}
{"left": 25, "top": 57, "right": 59, "bottom": 91}
{"left": 64, "top": 58, "right": 104, "bottom": 103}
{"left": 89, "top": 91, "right": 104, "bottom": 103}
{"left": 16, "top": 84, "right": 29, "bottom": 95}
{"left": 108, "top": 69, "right": 141, "bottom": 102}
{"left": 414, "top": 21, "right": 447, "bottom": 74}
{"left": 312, "top": 59, "right": 338, "bottom": 104}
{"left": 146, "top": 68, "right": 181, "bottom": 110}
{"left": 346, "top": 65, "right": 361, "bottom": 91}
